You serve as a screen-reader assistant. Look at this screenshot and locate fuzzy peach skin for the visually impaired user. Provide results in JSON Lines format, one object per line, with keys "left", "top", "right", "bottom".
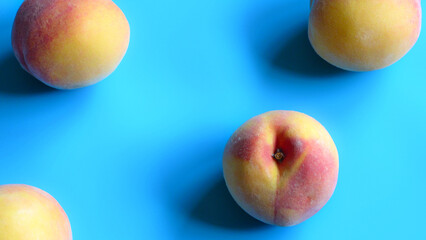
{"left": 223, "top": 111, "right": 338, "bottom": 226}
{"left": 12, "top": 0, "right": 130, "bottom": 89}
{"left": 0, "top": 184, "right": 72, "bottom": 240}
{"left": 308, "top": 0, "right": 421, "bottom": 71}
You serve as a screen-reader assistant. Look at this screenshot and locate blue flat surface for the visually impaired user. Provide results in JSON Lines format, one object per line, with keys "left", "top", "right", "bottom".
{"left": 1, "top": 0, "right": 426, "bottom": 239}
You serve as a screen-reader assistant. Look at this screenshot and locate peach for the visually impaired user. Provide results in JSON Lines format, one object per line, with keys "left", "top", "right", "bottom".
{"left": 12, "top": 0, "right": 130, "bottom": 89}
{"left": 223, "top": 111, "right": 338, "bottom": 226}
{"left": 308, "top": 0, "right": 421, "bottom": 71}
{"left": 0, "top": 184, "right": 72, "bottom": 240}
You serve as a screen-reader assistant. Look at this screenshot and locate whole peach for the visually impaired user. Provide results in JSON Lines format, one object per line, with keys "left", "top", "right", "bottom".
{"left": 0, "top": 184, "right": 72, "bottom": 240}
{"left": 223, "top": 111, "right": 338, "bottom": 226}
{"left": 308, "top": 0, "right": 421, "bottom": 71}
{"left": 12, "top": 0, "right": 130, "bottom": 89}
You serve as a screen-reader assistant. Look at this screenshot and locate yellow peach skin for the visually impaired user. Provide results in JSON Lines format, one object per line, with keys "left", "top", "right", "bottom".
{"left": 309, "top": 0, "right": 421, "bottom": 71}
{"left": 223, "top": 111, "right": 338, "bottom": 226}
{"left": 12, "top": 0, "right": 130, "bottom": 89}
{"left": 0, "top": 184, "right": 72, "bottom": 240}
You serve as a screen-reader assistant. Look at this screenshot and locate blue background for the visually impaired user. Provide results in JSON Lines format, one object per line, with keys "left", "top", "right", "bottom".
{"left": 1, "top": 0, "right": 426, "bottom": 239}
